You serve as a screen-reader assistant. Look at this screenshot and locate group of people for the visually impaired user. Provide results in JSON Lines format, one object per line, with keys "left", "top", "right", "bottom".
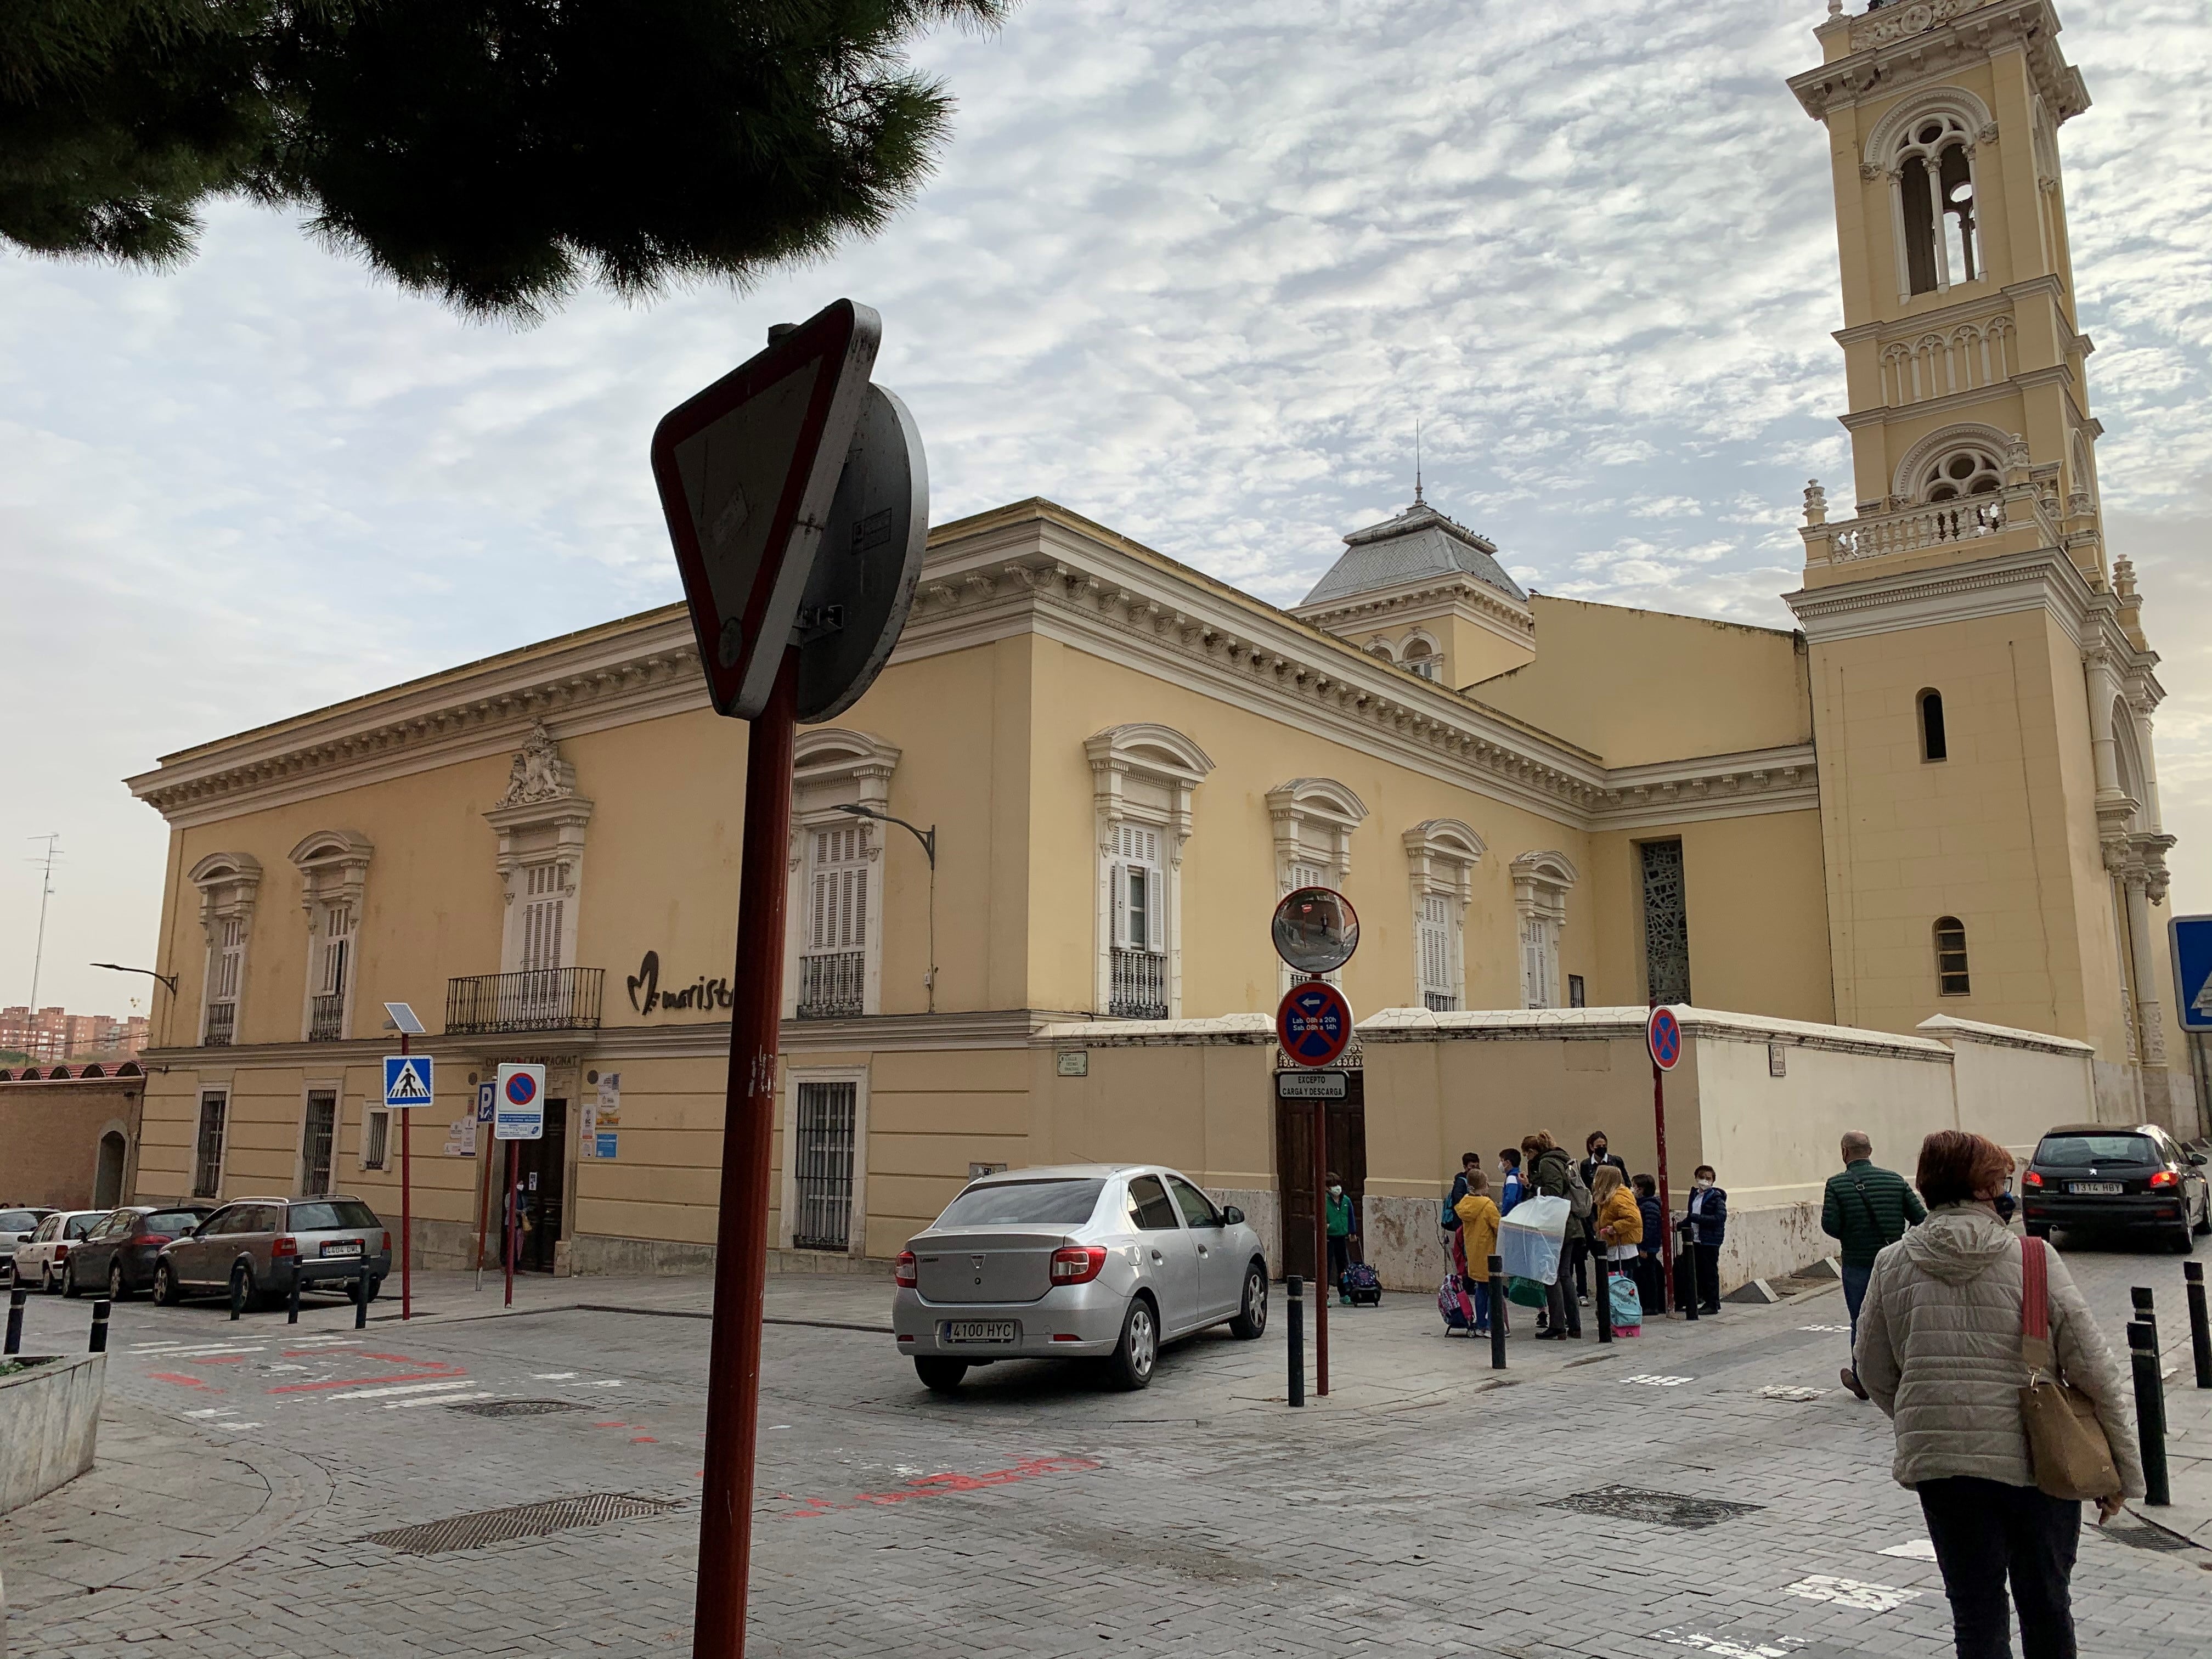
{"left": 1438, "top": 1130, "right": 1730, "bottom": 1337}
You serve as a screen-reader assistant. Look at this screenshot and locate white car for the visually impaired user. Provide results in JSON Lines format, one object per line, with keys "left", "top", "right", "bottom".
{"left": 893, "top": 1164, "right": 1269, "bottom": 1392}
{"left": 12, "top": 1209, "right": 103, "bottom": 1290}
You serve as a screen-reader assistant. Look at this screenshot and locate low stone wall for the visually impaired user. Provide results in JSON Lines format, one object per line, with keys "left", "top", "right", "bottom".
{"left": 1, "top": 1351, "right": 104, "bottom": 1515}
{"left": 1717, "top": 1201, "right": 1829, "bottom": 1289}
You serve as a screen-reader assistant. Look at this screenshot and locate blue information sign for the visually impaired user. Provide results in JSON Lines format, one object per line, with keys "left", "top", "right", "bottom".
{"left": 2171, "top": 915, "right": 2212, "bottom": 1033}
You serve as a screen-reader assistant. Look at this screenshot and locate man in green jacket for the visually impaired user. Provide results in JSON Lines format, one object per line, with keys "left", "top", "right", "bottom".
{"left": 1822, "top": 1131, "right": 1926, "bottom": 1400}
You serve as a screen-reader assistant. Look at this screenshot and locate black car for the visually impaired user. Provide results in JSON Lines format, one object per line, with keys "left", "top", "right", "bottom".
{"left": 2022, "top": 1124, "right": 2211, "bottom": 1251}
{"left": 64, "top": 1204, "right": 215, "bottom": 1299}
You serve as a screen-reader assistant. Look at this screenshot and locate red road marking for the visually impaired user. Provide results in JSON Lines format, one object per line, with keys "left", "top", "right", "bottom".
{"left": 773, "top": 1455, "right": 1103, "bottom": 1520}
{"left": 361, "top": 1352, "right": 450, "bottom": 1367}
{"left": 150, "top": 1373, "right": 213, "bottom": 1388}
{"left": 267, "top": 1369, "right": 467, "bottom": 1394}
{"left": 189, "top": 1356, "right": 247, "bottom": 1364}
{"left": 631, "top": 1436, "right": 657, "bottom": 1444}
{"left": 594, "top": 1420, "right": 627, "bottom": 1427}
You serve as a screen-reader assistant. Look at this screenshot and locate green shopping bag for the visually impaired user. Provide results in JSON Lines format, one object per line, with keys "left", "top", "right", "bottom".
{"left": 1505, "top": 1274, "right": 1549, "bottom": 1308}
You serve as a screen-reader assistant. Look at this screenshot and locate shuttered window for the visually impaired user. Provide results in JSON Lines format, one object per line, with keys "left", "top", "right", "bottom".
{"left": 211, "top": 916, "right": 245, "bottom": 1001}
{"left": 1418, "top": 894, "right": 1456, "bottom": 1011}
{"left": 300, "top": 1091, "right": 337, "bottom": 1196}
{"left": 193, "top": 1092, "right": 228, "bottom": 1199}
{"left": 1109, "top": 825, "right": 1164, "bottom": 953}
{"left": 520, "top": 862, "right": 569, "bottom": 972}
{"left": 1521, "top": 916, "right": 1559, "bottom": 1010}
{"left": 319, "top": 905, "right": 354, "bottom": 996}
{"left": 808, "top": 826, "right": 870, "bottom": 955}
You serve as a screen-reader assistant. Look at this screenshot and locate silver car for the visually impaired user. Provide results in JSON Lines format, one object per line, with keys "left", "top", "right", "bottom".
{"left": 893, "top": 1163, "right": 1269, "bottom": 1392}
{"left": 153, "top": 1195, "right": 393, "bottom": 1309}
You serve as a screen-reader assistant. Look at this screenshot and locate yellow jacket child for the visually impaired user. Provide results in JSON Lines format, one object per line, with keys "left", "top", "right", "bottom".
{"left": 1454, "top": 1190, "right": 1502, "bottom": 1282}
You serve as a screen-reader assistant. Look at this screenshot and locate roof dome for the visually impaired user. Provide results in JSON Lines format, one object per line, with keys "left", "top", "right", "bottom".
{"left": 1300, "top": 499, "right": 1526, "bottom": 608}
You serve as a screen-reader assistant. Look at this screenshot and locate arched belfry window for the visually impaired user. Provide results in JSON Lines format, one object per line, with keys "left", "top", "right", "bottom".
{"left": 1898, "top": 114, "right": 1979, "bottom": 295}
{"left": 1920, "top": 447, "right": 2001, "bottom": 504}
{"left": 1918, "top": 690, "right": 1948, "bottom": 762}
{"left": 1933, "top": 917, "right": 1971, "bottom": 997}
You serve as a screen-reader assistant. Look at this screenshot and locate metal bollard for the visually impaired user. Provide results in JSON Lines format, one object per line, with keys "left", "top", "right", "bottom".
{"left": 354, "top": 1268, "right": 369, "bottom": 1330}
{"left": 287, "top": 1273, "right": 303, "bottom": 1325}
{"left": 1677, "top": 1219, "right": 1699, "bottom": 1322}
{"left": 90, "top": 1297, "right": 110, "bottom": 1354}
{"left": 1595, "top": 1245, "right": 1614, "bottom": 1346}
{"left": 2132, "top": 1284, "right": 2157, "bottom": 1338}
{"left": 2129, "top": 1320, "right": 2170, "bottom": 1507}
{"left": 2185, "top": 1261, "right": 2211, "bottom": 1390}
{"left": 1286, "top": 1276, "right": 1305, "bottom": 1408}
{"left": 4, "top": 1283, "right": 24, "bottom": 1356}
{"left": 1488, "top": 1255, "right": 1508, "bottom": 1370}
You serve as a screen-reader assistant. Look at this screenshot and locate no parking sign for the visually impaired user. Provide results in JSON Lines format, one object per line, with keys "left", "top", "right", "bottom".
{"left": 494, "top": 1063, "right": 545, "bottom": 1141}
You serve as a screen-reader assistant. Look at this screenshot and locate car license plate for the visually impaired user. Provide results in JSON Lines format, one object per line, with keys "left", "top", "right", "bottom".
{"left": 320, "top": 1240, "right": 364, "bottom": 1257}
{"left": 944, "top": 1320, "right": 1017, "bottom": 1344}
{"left": 2068, "top": 1182, "right": 2122, "bottom": 1195}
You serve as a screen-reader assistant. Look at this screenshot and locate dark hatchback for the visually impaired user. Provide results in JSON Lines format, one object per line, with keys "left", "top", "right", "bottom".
{"left": 2022, "top": 1124, "right": 2210, "bottom": 1251}
{"left": 63, "top": 1205, "right": 216, "bottom": 1299}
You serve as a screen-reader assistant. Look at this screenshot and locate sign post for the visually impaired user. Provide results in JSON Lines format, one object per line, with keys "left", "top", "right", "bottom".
{"left": 1646, "top": 1005, "right": 1683, "bottom": 1313}
{"left": 1271, "top": 887, "right": 1359, "bottom": 1401}
{"left": 473, "top": 1081, "right": 496, "bottom": 1292}
{"left": 381, "top": 1001, "right": 431, "bottom": 1321}
{"left": 493, "top": 1064, "right": 545, "bottom": 1310}
{"left": 655, "top": 299, "right": 928, "bottom": 1659}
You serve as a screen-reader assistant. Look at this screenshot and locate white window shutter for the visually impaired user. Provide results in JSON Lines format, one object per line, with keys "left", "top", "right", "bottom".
{"left": 1111, "top": 861, "right": 1130, "bottom": 949}
{"left": 1144, "top": 862, "right": 1164, "bottom": 956}
{"left": 851, "top": 863, "right": 868, "bottom": 949}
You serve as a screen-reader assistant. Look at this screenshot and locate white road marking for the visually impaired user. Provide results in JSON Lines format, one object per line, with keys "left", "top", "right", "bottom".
{"left": 572, "top": 1379, "right": 624, "bottom": 1387}
{"left": 1781, "top": 1576, "right": 1920, "bottom": 1612}
{"left": 1878, "top": 1539, "right": 1939, "bottom": 1561}
{"left": 321, "top": 1379, "right": 478, "bottom": 1403}
{"left": 182, "top": 1408, "right": 238, "bottom": 1419}
{"left": 1622, "top": 1374, "right": 1693, "bottom": 1387}
{"left": 391, "top": 1391, "right": 497, "bottom": 1408}
{"left": 148, "top": 1346, "right": 265, "bottom": 1359}
{"left": 532, "top": 1372, "right": 578, "bottom": 1380}
{"left": 1756, "top": 1385, "right": 1829, "bottom": 1401}
{"left": 1652, "top": 1631, "right": 1808, "bottom": 1658}
{"left": 210, "top": 1421, "right": 264, "bottom": 1431}
{"left": 1798, "top": 1324, "right": 1849, "bottom": 1333}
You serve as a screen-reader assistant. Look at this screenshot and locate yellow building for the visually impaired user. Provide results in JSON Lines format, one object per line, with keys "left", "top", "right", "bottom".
{"left": 116, "top": 0, "right": 2184, "bottom": 1282}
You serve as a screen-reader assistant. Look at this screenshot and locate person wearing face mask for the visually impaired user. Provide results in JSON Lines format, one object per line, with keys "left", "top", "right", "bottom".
{"left": 1684, "top": 1164, "right": 1728, "bottom": 1316}
{"left": 1854, "top": 1131, "right": 2141, "bottom": 1659}
{"left": 1325, "top": 1172, "right": 1358, "bottom": 1302}
{"left": 1572, "top": 1132, "right": 1627, "bottom": 1305}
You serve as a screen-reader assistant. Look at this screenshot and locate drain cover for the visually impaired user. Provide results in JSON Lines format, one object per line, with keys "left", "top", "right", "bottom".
{"left": 2101, "top": 1521, "right": 2198, "bottom": 1554}
{"left": 447, "top": 1398, "right": 587, "bottom": 1417}
{"left": 1548, "top": 1486, "right": 1763, "bottom": 1531}
{"left": 363, "top": 1493, "right": 680, "bottom": 1555}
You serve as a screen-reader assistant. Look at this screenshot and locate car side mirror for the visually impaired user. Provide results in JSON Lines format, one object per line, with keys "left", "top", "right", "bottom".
{"left": 2190, "top": 1152, "right": 2208, "bottom": 1167}
{"left": 1220, "top": 1206, "right": 1244, "bottom": 1226}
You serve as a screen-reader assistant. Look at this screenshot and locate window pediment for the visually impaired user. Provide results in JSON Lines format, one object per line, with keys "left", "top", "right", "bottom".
{"left": 188, "top": 852, "right": 263, "bottom": 941}
{"left": 287, "top": 830, "right": 373, "bottom": 914}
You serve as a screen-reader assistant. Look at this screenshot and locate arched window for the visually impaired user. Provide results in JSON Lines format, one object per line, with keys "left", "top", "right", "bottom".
{"left": 1920, "top": 446, "right": 2002, "bottom": 503}
{"left": 1933, "top": 917, "right": 1971, "bottom": 996}
{"left": 1365, "top": 639, "right": 1396, "bottom": 663}
{"left": 1918, "top": 689, "right": 1948, "bottom": 762}
{"left": 1898, "top": 115, "right": 1979, "bottom": 294}
{"left": 1400, "top": 636, "right": 1440, "bottom": 681}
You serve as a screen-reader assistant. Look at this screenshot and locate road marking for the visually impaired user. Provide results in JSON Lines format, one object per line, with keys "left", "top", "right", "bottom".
{"left": 269, "top": 1368, "right": 463, "bottom": 1394}
{"left": 321, "top": 1379, "right": 479, "bottom": 1403}
{"left": 150, "top": 1373, "right": 216, "bottom": 1389}
{"left": 532, "top": 1372, "right": 578, "bottom": 1380}
{"left": 1798, "top": 1324, "right": 1849, "bottom": 1333}
{"left": 631, "top": 1436, "right": 658, "bottom": 1444}
{"left": 772, "top": 1455, "right": 1105, "bottom": 1521}
{"left": 1756, "top": 1385, "right": 1829, "bottom": 1402}
{"left": 1622, "top": 1374, "right": 1694, "bottom": 1387}
{"left": 1878, "top": 1539, "right": 1939, "bottom": 1561}
{"left": 1780, "top": 1576, "right": 1920, "bottom": 1612}
{"left": 393, "top": 1391, "right": 496, "bottom": 1408}
{"left": 1652, "top": 1630, "right": 1808, "bottom": 1658}
{"left": 182, "top": 1407, "right": 238, "bottom": 1419}
{"left": 573, "top": 1379, "right": 625, "bottom": 1387}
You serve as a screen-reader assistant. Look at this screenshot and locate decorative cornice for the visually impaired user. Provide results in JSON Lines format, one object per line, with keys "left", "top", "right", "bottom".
{"left": 1785, "top": 545, "right": 2103, "bottom": 648}
{"left": 1790, "top": 0, "right": 2089, "bottom": 130}
{"left": 1290, "top": 571, "right": 1534, "bottom": 639}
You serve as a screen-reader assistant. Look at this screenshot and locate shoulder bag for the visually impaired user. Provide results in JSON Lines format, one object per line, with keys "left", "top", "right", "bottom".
{"left": 2017, "top": 1235, "right": 2120, "bottom": 1502}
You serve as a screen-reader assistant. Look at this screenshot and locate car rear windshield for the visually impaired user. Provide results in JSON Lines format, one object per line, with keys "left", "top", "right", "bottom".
{"left": 935, "top": 1180, "right": 1106, "bottom": 1229}
{"left": 0, "top": 1211, "right": 43, "bottom": 1232}
{"left": 66, "top": 1214, "right": 106, "bottom": 1238}
{"left": 143, "top": 1211, "right": 207, "bottom": 1235}
{"left": 2035, "top": 1134, "right": 2159, "bottom": 1167}
{"left": 290, "top": 1201, "right": 381, "bottom": 1232}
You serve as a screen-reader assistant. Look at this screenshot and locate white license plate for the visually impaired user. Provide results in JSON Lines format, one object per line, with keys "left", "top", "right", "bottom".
{"left": 2068, "top": 1182, "right": 2123, "bottom": 1195}
{"left": 320, "top": 1240, "right": 364, "bottom": 1257}
{"left": 944, "top": 1320, "right": 1018, "bottom": 1344}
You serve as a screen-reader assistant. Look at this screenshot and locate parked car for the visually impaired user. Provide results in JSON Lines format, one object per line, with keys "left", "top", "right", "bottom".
{"left": 15, "top": 1209, "right": 114, "bottom": 1292}
{"left": 64, "top": 1205, "right": 213, "bottom": 1299}
{"left": 153, "top": 1195, "right": 391, "bottom": 1309}
{"left": 0, "top": 1207, "right": 58, "bottom": 1281}
{"left": 892, "top": 1163, "right": 1269, "bottom": 1392}
{"left": 2022, "top": 1123, "right": 2211, "bottom": 1251}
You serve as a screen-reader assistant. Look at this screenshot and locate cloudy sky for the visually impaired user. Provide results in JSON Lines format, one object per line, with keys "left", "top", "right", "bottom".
{"left": 4, "top": 0, "right": 2209, "bottom": 1019}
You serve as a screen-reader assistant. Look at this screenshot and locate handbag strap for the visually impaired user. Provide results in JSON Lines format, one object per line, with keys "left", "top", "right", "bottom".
{"left": 2019, "top": 1235, "right": 2055, "bottom": 1375}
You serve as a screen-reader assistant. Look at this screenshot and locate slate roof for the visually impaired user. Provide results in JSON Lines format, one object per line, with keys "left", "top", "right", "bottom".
{"left": 1299, "top": 500, "right": 1527, "bottom": 608}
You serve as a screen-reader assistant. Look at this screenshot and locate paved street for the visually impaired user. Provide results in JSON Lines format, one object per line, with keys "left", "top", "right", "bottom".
{"left": 3, "top": 1242, "right": 2208, "bottom": 1658}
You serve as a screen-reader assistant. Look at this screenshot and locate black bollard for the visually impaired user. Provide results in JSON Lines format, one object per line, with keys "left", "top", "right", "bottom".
{"left": 2132, "top": 1284, "right": 2157, "bottom": 1338}
{"left": 2185, "top": 1261, "right": 2211, "bottom": 1390}
{"left": 1595, "top": 1248, "right": 1613, "bottom": 1345}
{"left": 4, "top": 1283, "right": 24, "bottom": 1355}
{"left": 354, "top": 1268, "right": 369, "bottom": 1330}
{"left": 1677, "top": 1218, "right": 1699, "bottom": 1322}
{"left": 229, "top": 1272, "right": 245, "bottom": 1321}
{"left": 90, "top": 1296, "right": 110, "bottom": 1353}
{"left": 1286, "top": 1276, "right": 1305, "bottom": 1408}
{"left": 287, "top": 1273, "right": 303, "bottom": 1325}
{"left": 2129, "top": 1321, "right": 2170, "bottom": 1506}
{"left": 1488, "top": 1255, "right": 1508, "bottom": 1370}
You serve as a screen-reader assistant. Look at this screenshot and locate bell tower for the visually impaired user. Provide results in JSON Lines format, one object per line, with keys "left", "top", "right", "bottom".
{"left": 1782, "top": 1, "right": 2187, "bottom": 1126}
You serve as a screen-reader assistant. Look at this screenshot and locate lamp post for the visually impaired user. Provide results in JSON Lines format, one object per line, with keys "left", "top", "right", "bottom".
{"left": 91, "top": 963, "right": 179, "bottom": 996}
{"left": 834, "top": 803, "right": 938, "bottom": 1014}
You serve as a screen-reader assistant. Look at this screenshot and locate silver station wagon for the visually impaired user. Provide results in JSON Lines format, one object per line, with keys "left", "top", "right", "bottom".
{"left": 893, "top": 1163, "right": 1269, "bottom": 1392}
{"left": 153, "top": 1195, "right": 392, "bottom": 1308}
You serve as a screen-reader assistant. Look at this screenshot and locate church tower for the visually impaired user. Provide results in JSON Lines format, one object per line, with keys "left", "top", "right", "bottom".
{"left": 1784, "top": 1, "right": 2185, "bottom": 1124}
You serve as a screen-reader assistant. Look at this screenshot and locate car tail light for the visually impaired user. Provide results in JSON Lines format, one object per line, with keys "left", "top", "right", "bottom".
{"left": 895, "top": 1251, "right": 918, "bottom": 1288}
{"left": 1050, "top": 1245, "right": 1107, "bottom": 1284}
{"left": 382, "top": 1231, "right": 392, "bottom": 1252}
{"left": 273, "top": 1234, "right": 298, "bottom": 1258}
{"left": 2150, "top": 1170, "right": 2180, "bottom": 1189}
{"left": 2022, "top": 1170, "right": 2042, "bottom": 1188}
{"left": 53, "top": 1243, "right": 70, "bottom": 1260}
{"left": 140, "top": 1235, "right": 172, "bottom": 1248}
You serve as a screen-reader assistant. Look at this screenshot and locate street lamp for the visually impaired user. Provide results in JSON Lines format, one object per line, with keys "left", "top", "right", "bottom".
{"left": 92, "top": 962, "right": 178, "bottom": 996}
{"left": 834, "top": 803, "right": 938, "bottom": 1013}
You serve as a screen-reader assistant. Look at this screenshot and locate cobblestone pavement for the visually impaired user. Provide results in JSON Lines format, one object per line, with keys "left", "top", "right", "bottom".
{"left": 2, "top": 1240, "right": 2207, "bottom": 1658}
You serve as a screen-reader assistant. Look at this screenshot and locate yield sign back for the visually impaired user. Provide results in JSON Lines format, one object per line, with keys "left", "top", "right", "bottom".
{"left": 652, "top": 300, "right": 882, "bottom": 719}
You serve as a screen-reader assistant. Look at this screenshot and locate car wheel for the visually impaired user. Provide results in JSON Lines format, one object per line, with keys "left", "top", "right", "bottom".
{"left": 1107, "top": 1295, "right": 1158, "bottom": 1391}
{"left": 1229, "top": 1263, "right": 1268, "bottom": 1340}
{"left": 62, "top": 1259, "right": 82, "bottom": 1299}
{"left": 153, "top": 1261, "right": 180, "bottom": 1307}
{"left": 913, "top": 1357, "right": 968, "bottom": 1393}
{"left": 2174, "top": 1219, "right": 2196, "bottom": 1255}
{"left": 229, "top": 1262, "right": 257, "bottom": 1313}
{"left": 40, "top": 1260, "right": 58, "bottom": 1294}
{"left": 109, "top": 1261, "right": 131, "bottom": 1302}
{"left": 2194, "top": 1192, "right": 2211, "bottom": 1237}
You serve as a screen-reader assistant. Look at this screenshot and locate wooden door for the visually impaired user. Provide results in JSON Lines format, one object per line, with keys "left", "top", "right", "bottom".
{"left": 1273, "top": 1071, "right": 1365, "bottom": 1281}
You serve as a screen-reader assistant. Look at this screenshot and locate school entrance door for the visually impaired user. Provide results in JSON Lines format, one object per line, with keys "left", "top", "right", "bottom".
{"left": 1273, "top": 1068, "right": 1365, "bottom": 1282}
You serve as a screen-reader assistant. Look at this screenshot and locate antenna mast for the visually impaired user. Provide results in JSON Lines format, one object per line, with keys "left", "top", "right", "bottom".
{"left": 26, "top": 832, "right": 60, "bottom": 1026}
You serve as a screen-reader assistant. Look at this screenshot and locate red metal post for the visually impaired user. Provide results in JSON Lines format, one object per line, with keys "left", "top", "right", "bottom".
{"left": 399, "top": 1029, "right": 412, "bottom": 1321}
{"left": 1312, "top": 1094, "right": 1329, "bottom": 1397}
{"left": 1651, "top": 1046, "right": 1674, "bottom": 1313}
{"left": 693, "top": 650, "right": 799, "bottom": 1659}
{"left": 504, "top": 1139, "right": 517, "bottom": 1308}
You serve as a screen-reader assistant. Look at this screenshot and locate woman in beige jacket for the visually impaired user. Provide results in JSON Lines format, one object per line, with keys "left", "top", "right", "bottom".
{"left": 1855, "top": 1130, "right": 2143, "bottom": 1659}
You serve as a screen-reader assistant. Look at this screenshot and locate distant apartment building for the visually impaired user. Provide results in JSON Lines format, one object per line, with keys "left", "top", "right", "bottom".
{"left": 0, "top": 1006, "right": 149, "bottom": 1062}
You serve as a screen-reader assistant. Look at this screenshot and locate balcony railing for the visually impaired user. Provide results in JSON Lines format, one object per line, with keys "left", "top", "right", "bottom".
{"left": 795, "top": 951, "right": 865, "bottom": 1020}
{"left": 204, "top": 1001, "right": 236, "bottom": 1047}
{"left": 444, "top": 967, "right": 605, "bottom": 1036}
{"left": 1423, "top": 992, "right": 1458, "bottom": 1013}
{"left": 1109, "top": 949, "right": 1169, "bottom": 1019}
{"left": 307, "top": 994, "right": 346, "bottom": 1042}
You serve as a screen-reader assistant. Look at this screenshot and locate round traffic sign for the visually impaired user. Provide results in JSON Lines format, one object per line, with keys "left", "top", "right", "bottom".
{"left": 505, "top": 1071, "right": 539, "bottom": 1107}
{"left": 1277, "top": 980, "right": 1355, "bottom": 1069}
{"left": 1647, "top": 1006, "right": 1683, "bottom": 1071}
{"left": 1271, "top": 887, "right": 1360, "bottom": 976}
{"left": 795, "top": 383, "right": 928, "bottom": 723}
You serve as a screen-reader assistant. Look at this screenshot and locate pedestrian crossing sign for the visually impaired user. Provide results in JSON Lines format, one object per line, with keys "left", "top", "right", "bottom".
{"left": 2172, "top": 915, "right": 2212, "bottom": 1033}
{"left": 383, "top": 1054, "right": 436, "bottom": 1109}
